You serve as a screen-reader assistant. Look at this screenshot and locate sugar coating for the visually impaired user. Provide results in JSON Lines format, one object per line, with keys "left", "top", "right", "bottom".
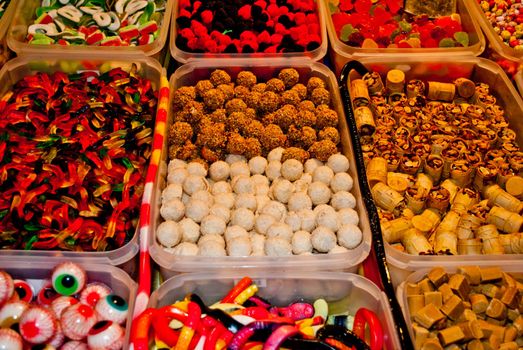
{"left": 230, "top": 162, "right": 250, "bottom": 178}
{"left": 266, "top": 161, "right": 282, "bottom": 181}
{"left": 198, "top": 234, "right": 225, "bottom": 247}
{"left": 231, "top": 208, "right": 255, "bottom": 231}
{"left": 187, "top": 162, "right": 208, "bottom": 177}
{"left": 292, "top": 231, "right": 312, "bottom": 254}
{"left": 167, "top": 167, "right": 189, "bottom": 185}
{"left": 327, "top": 154, "right": 350, "bottom": 173}
{"left": 161, "top": 183, "right": 183, "bottom": 202}
{"left": 209, "top": 161, "right": 230, "bottom": 181}
{"left": 311, "top": 226, "right": 337, "bottom": 253}
{"left": 227, "top": 237, "right": 252, "bottom": 257}
{"left": 330, "top": 173, "right": 354, "bottom": 193}
{"left": 251, "top": 233, "right": 266, "bottom": 256}
{"left": 304, "top": 158, "right": 323, "bottom": 174}
{"left": 281, "top": 159, "right": 304, "bottom": 181}
{"left": 235, "top": 193, "right": 257, "bottom": 211}
{"left": 266, "top": 222, "right": 293, "bottom": 242}
{"left": 267, "top": 147, "right": 285, "bottom": 162}
{"left": 261, "top": 201, "right": 287, "bottom": 221}
{"left": 225, "top": 154, "right": 247, "bottom": 164}
{"left": 313, "top": 166, "right": 335, "bottom": 184}
{"left": 308, "top": 182, "right": 332, "bottom": 205}
{"left": 214, "top": 192, "right": 235, "bottom": 209}
{"left": 338, "top": 208, "right": 359, "bottom": 226}
{"left": 212, "top": 181, "right": 232, "bottom": 195}
{"left": 254, "top": 214, "right": 277, "bottom": 235}
{"left": 232, "top": 175, "right": 254, "bottom": 194}
{"left": 157, "top": 220, "right": 181, "bottom": 248}
{"left": 172, "top": 242, "right": 199, "bottom": 256}
{"left": 288, "top": 192, "right": 313, "bottom": 212}
{"left": 329, "top": 245, "right": 349, "bottom": 254}
{"left": 183, "top": 175, "right": 208, "bottom": 195}
{"left": 179, "top": 218, "right": 200, "bottom": 243}
{"left": 249, "top": 156, "right": 268, "bottom": 175}
{"left": 185, "top": 199, "right": 209, "bottom": 223}
{"left": 285, "top": 211, "right": 301, "bottom": 232}
{"left": 315, "top": 206, "right": 339, "bottom": 232}
{"left": 271, "top": 178, "right": 295, "bottom": 204}
{"left": 337, "top": 224, "right": 363, "bottom": 249}
{"left": 200, "top": 215, "right": 226, "bottom": 236}
{"left": 298, "top": 209, "right": 316, "bottom": 232}
{"left": 331, "top": 191, "right": 356, "bottom": 210}
{"left": 199, "top": 240, "right": 227, "bottom": 257}
{"left": 225, "top": 225, "right": 249, "bottom": 243}
{"left": 191, "top": 190, "right": 214, "bottom": 206}
{"left": 209, "top": 204, "right": 231, "bottom": 223}
{"left": 265, "top": 237, "right": 292, "bottom": 256}
{"left": 160, "top": 199, "right": 185, "bottom": 222}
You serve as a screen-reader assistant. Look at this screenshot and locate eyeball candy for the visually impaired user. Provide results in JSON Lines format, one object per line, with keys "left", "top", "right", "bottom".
{"left": 51, "top": 262, "right": 87, "bottom": 296}
{"left": 0, "top": 271, "right": 14, "bottom": 308}
{"left": 37, "top": 280, "right": 58, "bottom": 306}
{"left": 95, "top": 295, "right": 128, "bottom": 325}
{"left": 19, "top": 306, "right": 57, "bottom": 344}
{"left": 87, "top": 321, "right": 125, "bottom": 350}
{"left": 51, "top": 296, "right": 79, "bottom": 318}
{"left": 0, "top": 328, "right": 22, "bottom": 350}
{"left": 13, "top": 280, "right": 33, "bottom": 303}
{"left": 0, "top": 301, "right": 28, "bottom": 328}
{"left": 61, "top": 303, "right": 98, "bottom": 340}
{"left": 80, "top": 283, "right": 112, "bottom": 308}
{"left": 49, "top": 322, "right": 65, "bottom": 348}
{"left": 61, "top": 341, "right": 89, "bottom": 350}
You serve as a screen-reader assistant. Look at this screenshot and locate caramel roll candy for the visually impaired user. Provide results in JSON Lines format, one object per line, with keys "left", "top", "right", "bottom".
{"left": 451, "top": 188, "right": 480, "bottom": 215}
{"left": 407, "top": 79, "right": 426, "bottom": 98}
{"left": 366, "top": 156, "right": 388, "bottom": 188}
{"left": 362, "top": 71, "right": 385, "bottom": 96}
{"left": 434, "top": 210, "right": 460, "bottom": 255}
{"left": 484, "top": 185, "right": 523, "bottom": 214}
{"left": 427, "top": 81, "right": 456, "bottom": 102}
{"left": 454, "top": 78, "right": 476, "bottom": 99}
{"left": 427, "top": 187, "right": 451, "bottom": 213}
{"left": 487, "top": 206, "right": 523, "bottom": 233}
{"left": 350, "top": 79, "right": 370, "bottom": 107}
{"left": 371, "top": 182, "right": 405, "bottom": 214}
{"left": 402, "top": 227, "right": 433, "bottom": 255}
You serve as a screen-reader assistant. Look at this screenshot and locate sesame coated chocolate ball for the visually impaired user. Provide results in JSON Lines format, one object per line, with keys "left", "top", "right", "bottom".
{"left": 197, "top": 122, "right": 227, "bottom": 149}
{"left": 226, "top": 98, "right": 248, "bottom": 114}
{"left": 265, "top": 78, "right": 286, "bottom": 93}
{"left": 209, "top": 109, "right": 227, "bottom": 123}
{"left": 236, "top": 71, "right": 257, "bottom": 88}
{"left": 295, "top": 110, "right": 317, "bottom": 128}
{"left": 319, "top": 127, "right": 340, "bottom": 144}
{"left": 244, "top": 138, "right": 263, "bottom": 159}
{"left": 298, "top": 100, "right": 316, "bottom": 112}
{"left": 308, "top": 140, "right": 337, "bottom": 162}
{"left": 210, "top": 69, "right": 231, "bottom": 86}
{"left": 243, "top": 120, "right": 264, "bottom": 138}
{"left": 307, "top": 77, "right": 325, "bottom": 94}
{"left": 258, "top": 91, "right": 281, "bottom": 113}
{"left": 282, "top": 147, "right": 310, "bottom": 163}
{"left": 252, "top": 83, "right": 267, "bottom": 93}
{"left": 260, "top": 124, "right": 287, "bottom": 150}
{"left": 281, "top": 90, "right": 301, "bottom": 106}
{"left": 273, "top": 105, "right": 297, "bottom": 131}
{"left": 169, "top": 122, "right": 193, "bottom": 145}
{"left": 228, "top": 112, "right": 251, "bottom": 133}
{"left": 203, "top": 89, "right": 226, "bottom": 111}
{"left": 217, "top": 84, "right": 235, "bottom": 101}
{"left": 234, "top": 85, "right": 251, "bottom": 100}
{"left": 245, "top": 91, "right": 262, "bottom": 109}
{"left": 311, "top": 87, "right": 331, "bottom": 106}
{"left": 316, "top": 107, "right": 339, "bottom": 129}
{"left": 292, "top": 84, "right": 308, "bottom": 100}
{"left": 195, "top": 80, "right": 214, "bottom": 98}
{"left": 172, "top": 86, "right": 196, "bottom": 109}
{"left": 278, "top": 68, "right": 300, "bottom": 88}
{"left": 226, "top": 133, "right": 246, "bottom": 155}
{"left": 300, "top": 126, "right": 317, "bottom": 148}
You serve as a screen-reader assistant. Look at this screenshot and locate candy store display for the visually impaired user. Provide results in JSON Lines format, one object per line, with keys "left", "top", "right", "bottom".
{"left": 399, "top": 265, "right": 523, "bottom": 350}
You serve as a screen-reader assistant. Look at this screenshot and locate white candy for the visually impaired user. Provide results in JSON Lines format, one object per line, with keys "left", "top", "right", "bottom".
{"left": 337, "top": 224, "right": 363, "bottom": 249}
{"left": 285, "top": 211, "right": 301, "bottom": 232}
{"left": 187, "top": 162, "right": 208, "bottom": 177}
{"left": 255, "top": 195, "right": 271, "bottom": 213}
{"left": 191, "top": 190, "right": 214, "bottom": 205}
{"left": 287, "top": 192, "right": 312, "bottom": 212}
{"left": 161, "top": 183, "right": 183, "bottom": 202}
{"left": 199, "top": 241, "right": 227, "bottom": 257}
{"left": 292, "top": 230, "right": 312, "bottom": 254}
{"left": 298, "top": 209, "right": 316, "bottom": 232}
{"left": 168, "top": 159, "right": 187, "bottom": 173}
{"left": 232, "top": 175, "right": 254, "bottom": 194}
{"left": 183, "top": 175, "right": 208, "bottom": 195}
{"left": 265, "top": 161, "right": 282, "bottom": 181}
{"left": 261, "top": 201, "right": 287, "bottom": 221}
{"left": 255, "top": 184, "right": 270, "bottom": 196}
{"left": 266, "top": 222, "right": 293, "bottom": 242}
{"left": 167, "top": 167, "right": 188, "bottom": 185}
{"left": 313, "top": 166, "right": 334, "bottom": 184}
{"left": 294, "top": 173, "right": 312, "bottom": 192}
{"left": 227, "top": 237, "right": 252, "bottom": 257}
{"left": 281, "top": 159, "right": 303, "bottom": 181}
{"left": 327, "top": 153, "right": 350, "bottom": 173}
{"left": 157, "top": 220, "right": 181, "bottom": 248}
{"left": 235, "top": 193, "right": 257, "bottom": 211}
{"left": 185, "top": 199, "right": 209, "bottom": 223}
{"left": 198, "top": 233, "right": 225, "bottom": 247}
{"left": 225, "top": 225, "right": 249, "bottom": 243}
{"left": 230, "top": 162, "right": 250, "bottom": 178}
{"left": 231, "top": 208, "right": 255, "bottom": 231}
{"left": 179, "top": 218, "right": 200, "bottom": 243}
{"left": 209, "top": 161, "right": 230, "bottom": 182}
{"left": 181, "top": 193, "right": 191, "bottom": 205}
{"left": 160, "top": 199, "right": 185, "bottom": 222}
{"left": 200, "top": 215, "right": 226, "bottom": 236}
{"left": 209, "top": 204, "right": 231, "bottom": 223}
{"left": 330, "top": 173, "right": 354, "bottom": 193}
{"left": 329, "top": 245, "right": 349, "bottom": 254}
{"left": 270, "top": 178, "right": 294, "bottom": 204}
{"left": 314, "top": 204, "right": 336, "bottom": 216}
{"left": 267, "top": 147, "right": 285, "bottom": 162}
{"left": 338, "top": 208, "right": 359, "bottom": 226}
{"left": 311, "top": 226, "right": 337, "bottom": 253}
{"left": 251, "top": 174, "right": 269, "bottom": 187}
{"left": 304, "top": 158, "right": 322, "bottom": 174}
{"left": 265, "top": 237, "right": 292, "bottom": 256}
{"left": 308, "top": 182, "right": 331, "bottom": 205}
{"left": 316, "top": 206, "right": 339, "bottom": 232}
{"left": 214, "top": 192, "right": 235, "bottom": 209}
{"left": 331, "top": 191, "right": 356, "bottom": 210}
{"left": 251, "top": 234, "right": 266, "bottom": 256}
{"left": 254, "top": 214, "right": 277, "bottom": 235}
{"left": 172, "top": 242, "right": 199, "bottom": 256}
{"left": 226, "top": 154, "right": 247, "bottom": 164}
{"left": 249, "top": 156, "right": 268, "bottom": 175}
{"left": 212, "top": 181, "right": 232, "bottom": 195}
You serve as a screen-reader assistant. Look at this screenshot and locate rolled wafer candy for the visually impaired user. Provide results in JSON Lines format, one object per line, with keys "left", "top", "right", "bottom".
{"left": 386, "top": 69, "right": 405, "bottom": 94}
{"left": 427, "top": 82, "right": 456, "bottom": 102}
{"left": 424, "top": 154, "right": 444, "bottom": 183}
{"left": 434, "top": 231, "right": 458, "bottom": 255}
{"left": 402, "top": 228, "right": 433, "bottom": 255}
{"left": 451, "top": 188, "right": 479, "bottom": 215}
{"left": 473, "top": 164, "right": 499, "bottom": 192}
{"left": 406, "top": 187, "right": 429, "bottom": 215}
{"left": 499, "top": 233, "right": 523, "bottom": 254}
{"left": 366, "top": 157, "right": 388, "bottom": 187}
{"left": 350, "top": 79, "right": 370, "bottom": 107}
{"left": 457, "top": 238, "right": 482, "bottom": 255}
{"left": 381, "top": 217, "right": 412, "bottom": 243}
{"left": 441, "top": 147, "right": 461, "bottom": 180}
{"left": 431, "top": 137, "right": 450, "bottom": 156}
{"left": 455, "top": 213, "right": 482, "bottom": 240}
{"left": 450, "top": 159, "right": 474, "bottom": 188}
{"left": 412, "top": 209, "right": 441, "bottom": 234}
{"left": 441, "top": 179, "right": 459, "bottom": 204}
{"left": 406, "top": 79, "right": 426, "bottom": 98}
{"left": 371, "top": 182, "right": 405, "bottom": 214}
{"left": 484, "top": 185, "right": 523, "bottom": 214}
{"left": 457, "top": 266, "right": 482, "bottom": 285}
{"left": 427, "top": 187, "right": 451, "bottom": 213}
{"left": 387, "top": 172, "right": 412, "bottom": 193}
{"left": 454, "top": 78, "right": 476, "bottom": 98}
{"left": 486, "top": 206, "right": 523, "bottom": 233}
{"left": 362, "top": 71, "right": 384, "bottom": 95}
{"left": 476, "top": 224, "right": 504, "bottom": 254}
{"left": 416, "top": 173, "right": 434, "bottom": 193}
{"left": 354, "top": 106, "right": 376, "bottom": 136}
{"left": 505, "top": 176, "right": 523, "bottom": 200}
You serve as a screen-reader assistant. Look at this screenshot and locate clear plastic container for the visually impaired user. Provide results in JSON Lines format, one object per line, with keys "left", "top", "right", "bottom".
{"left": 6, "top": 0, "right": 173, "bottom": 57}
{"left": 0, "top": 0, "right": 16, "bottom": 68}
{"left": 325, "top": 0, "right": 486, "bottom": 74}
{"left": 0, "top": 259, "right": 137, "bottom": 348}
{"left": 0, "top": 55, "right": 165, "bottom": 269}
{"left": 149, "top": 271, "right": 401, "bottom": 350}
{"left": 149, "top": 58, "right": 371, "bottom": 277}
{"left": 514, "top": 68, "right": 523, "bottom": 98}
{"left": 345, "top": 56, "right": 523, "bottom": 288}
{"left": 169, "top": 0, "right": 328, "bottom": 64}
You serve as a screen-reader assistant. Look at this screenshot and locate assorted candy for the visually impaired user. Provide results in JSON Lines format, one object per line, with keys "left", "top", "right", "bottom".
{"left": 406, "top": 266, "right": 523, "bottom": 349}
{"left": 25, "top": 0, "right": 166, "bottom": 46}
{"left": 0, "top": 262, "right": 128, "bottom": 349}
{"left": 133, "top": 276, "right": 384, "bottom": 349}
{"left": 351, "top": 69, "right": 523, "bottom": 256}
{"left": 478, "top": 0, "right": 523, "bottom": 54}
{"left": 329, "top": 0, "right": 469, "bottom": 48}
{"left": 0, "top": 66, "right": 157, "bottom": 251}
{"left": 175, "top": 0, "right": 322, "bottom": 54}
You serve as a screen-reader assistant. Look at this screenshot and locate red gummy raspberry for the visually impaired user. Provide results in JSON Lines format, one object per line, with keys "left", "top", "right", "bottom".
{"left": 332, "top": 13, "right": 351, "bottom": 32}
{"left": 294, "top": 12, "right": 306, "bottom": 25}
{"left": 201, "top": 10, "right": 213, "bottom": 25}
{"left": 384, "top": 0, "right": 402, "bottom": 14}
{"left": 238, "top": 5, "right": 252, "bottom": 20}
{"left": 258, "top": 30, "right": 271, "bottom": 43}
{"left": 354, "top": 0, "right": 372, "bottom": 14}
{"left": 339, "top": 0, "right": 353, "bottom": 12}
{"left": 373, "top": 6, "right": 393, "bottom": 26}
{"left": 191, "top": 20, "right": 208, "bottom": 37}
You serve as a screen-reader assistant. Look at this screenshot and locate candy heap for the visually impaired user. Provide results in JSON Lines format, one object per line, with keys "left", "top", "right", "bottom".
{"left": 0, "top": 262, "right": 128, "bottom": 349}
{"left": 478, "top": 0, "right": 523, "bottom": 54}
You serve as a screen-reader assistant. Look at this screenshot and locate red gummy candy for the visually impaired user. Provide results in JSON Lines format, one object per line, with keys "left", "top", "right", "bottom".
{"left": 354, "top": 0, "right": 372, "bottom": 14}
{"left": 294, "top": 12, "right": 306, "bottom": 25}
{"left": 258, "top": 30, "right": 271, "bottom": 43}
{"left": 339, "top": 0, "right": 353, "bottom": 12}
{"left": 191, "top": 20, "right": 208, "bottom": 37}
{"left": 373, "top": 6, "right": 393, "bottom": 26}
{"left": 238, "top": 5, "right": 252, "bottom": 20}
{"left": 384, "top": 0, "right": 402, "bottom": 14}
{"left": 201, "top": 10, "right": 213, "bottom": 24}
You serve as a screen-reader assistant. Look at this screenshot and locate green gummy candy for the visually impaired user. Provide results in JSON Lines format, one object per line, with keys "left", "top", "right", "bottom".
{"left": 398, "top": 20, "right": 412, "bottom": 33}
{"left": 439, "top": 38, "right": 456, "bottom": 47}
{"left": 454, "top": 31, "right": 470, "bottom": 47}
{"left": 340, "top": 24, "right": 356, "bottom": 42}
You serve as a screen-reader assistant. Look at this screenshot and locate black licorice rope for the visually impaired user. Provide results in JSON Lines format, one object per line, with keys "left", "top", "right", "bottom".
{"left": 338, "top": 61, "right": 414, "bottom": 350}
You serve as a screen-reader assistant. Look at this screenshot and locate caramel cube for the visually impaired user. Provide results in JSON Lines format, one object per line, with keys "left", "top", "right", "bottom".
{"left": 421, "top": 338, "right": 443, "bottom": 350}
{"left": 513, "top": 315, "right": 523, "bottom": 336}
{"left": 438, "top": 283, "right": 455, "bottom": 303}
{"left": 504, "top": 326, "right": 518, "bottom": 342}
{"left": 415, "top": 303, "right": 446, "bottom": 329}
{"left": 480, "top": 267, "right": 503, "bottom": 283}
{"left": 408, "top": 294, "right": 426, "bottom": 316}
{"left": 498, "top": 342, "right": 518, "bottom": 350}
{"left": 428, "top": 267, "right": 449, "bottom": 288}
{"left": 458, "top": 266, "right": 482, "bottom": 285}
{"left": 437, "top": 325, "right": 465, "bottom": 346}
{"left": 507, "top": 308, "right": 520, "bottom": 321}
{"left": 470, "top": 293, "right": 489, "bottom": 314}
{"left": 475, "top": 284, "right": 500, "bottom": 299}
{"left": 458, "top": 309, "right": 478, "bottom": 323}
{"left": 486, "top": 298, "right": 507, "bottom": 320}
{"left": 500, "top": 286, "right": 519, "bottom": 309}
{"left": 449, "top": 274, "right": 471, "bottom": 300}
{"left": 467, "top": 339, "right": 485, "bottom": 350}
{"left": 425, "top": 291, "right": 443, "bottom": 309}
{"left": 407, "top": 282, "right": 422, "bottom": 296}
{"left": 458, "top": 320, "right": 484, "bottom": 340}
{"left": 413, "top": 323, "right": 429, "bottom": 349}
{"left": 419, "top": 278, "right": 436, "bottom": 293}
{"left": 441, "top": 294, "right": 465, "bottom": 321}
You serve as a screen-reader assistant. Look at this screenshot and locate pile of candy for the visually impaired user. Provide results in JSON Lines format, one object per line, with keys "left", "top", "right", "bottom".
{"left": 330, "top": 0, "right": 469, "bottom": 49}
{"left": 0, "top": 66, "right": 157, "bottom": 251}
{"left": 478, "top": 0, "right": 523, "bottom": 53}
{"left": 25, "top": 0, "right": 166, "bottom": 46}
{"left": 133, "top": 277, "right": 383, "bottom": 349}
{"left": 175, "top": 0, "right": 322, "bottom": 54}
{"left": 0, "top": 262, "right": 128, "bottom": 349}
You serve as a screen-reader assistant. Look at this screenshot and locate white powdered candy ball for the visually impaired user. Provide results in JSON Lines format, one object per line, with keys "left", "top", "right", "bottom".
{"left": 191, "top": 190, "right": 214, "bottom": 205}
{"left": 185, "top": 199, "right": 209, "bottom": 223}
{"left": 187, "top": 162, "right": 208, "bottom": 177}
{"left": 183, "top": 175, "right": 208, "bottom": 195}
{"left": 281, "top": 159, "right": 303, "bottom": 181}
{"left": 199, "top": 234, "right": 225, "bottom": 247}
{"left": 226, "top": 154, "right": 247, "bottom": 164}
{"left": 255, "top": 195, "right": 271, "bottom": 213}
{"left": 254, "top": 214, "right": 277, "bottom": 235}
{"left": 337, "top": 224, "right": 363, "bottom": 249}
{"left": 212, "top": 181, "right": 232, "bottom": 195}
{"left": 313, "top": 166, "right": 334, "bottom": 184}
{"left": 209, "top": 161, "right": 230, "bottom": 181}
{"left": 338, "top": 208, "right": 359, "bottom": 226}
{"left": 292, "top": 231, "right": 312, "bottom": 254}
{"left": 230, "top": 162, "right": 250, "bottom": 178}
{"left": 285, "top": 211, "right": 301, "bottom": 232}
{"left": 225, "top": 225, "right": 249, "bottom": 243}
{"left": 251, "top": 234, "right": 266, "bottom": 256}
{"left": 304, "top": 158, "right": 322, "bottom": 174}
{"left": 330, "top": 173, "right": 354, "bottom": 193}
{"left": 294, "top": 173, "right": 312, "bottom": 192}
{"left": 327, "top": 153, "right": 350, "bottom": 173}
{"left": 199, "top": 241, "right": 227, "bottom": 257}
{"left": 168, "top": 159, "right": 187, "bottom": 173}
{"left": 298, "top": 209, "right": 316, "bottom": 232}
{"left": 227, "top": 237, "right": 252, "bottom": 256}
{"left": 288, "top": 192, "right": 312, "bottom": 212}
{"left": 200, "top": 215, "right": 226, "bottom": 236}
{"left": 160, "top": 199, "right": 185, "bottom": 222}
{"left": 232, "top": 175, "right": 254, "bottom": 194}
{"left": 255, "top": 183, "right": 270, "bottom": 196}
{"left": 266, "top": 222, "right": 293, "bottom": 241}
{"left": 210, "top": 204, "right": 231, "bottom": 223}
{"left": 261, "top": 201, "right": 287, "bottom": 221}
{"left": 235, "top": 193, "right": 257, "bottom": 211}
{"left": 231, "top": 208, "right": 255, "bottom": 230}
{"left": 251, "top": 174, "right": 269, "bottom": 187}
{"left": 172, "top": 242, "right": 199, "bottom": 256}
{"left": 314, "top": 204, "right": 335, "bottom": 216}
{"left": 330, "top": 245, "right": 349, "bottom": 254}
{"left": 161, "top": 183, "right": 183, "bottom": 202}
{"left": 214, "top": 192, "right": 235, "bottom": 209}
{"left": 331, "top": 191, "right": 356, "bottom": 210}
{"left": 167, "top": 167, "right": 189, "bottom": 185}
{"left": 267, "top": 147, "right": 285, "bottom": 162}
{"left": 311, "top": 226, "right": 337, "bottom": 253}
{"left": 316, "top": 206, "right": 339, "bottom": 232}
{"left": 181, "top": 193, "right": 191, "bottom": 205}
{"left": 308, "top": 182, "right": 332, "bottom": 205}
{"left": 157, "top": 220, "right": 182, "bottom": 248}
{"left": 249, "top": 156, "right": 268, "bottom": 175}
{"left": 265, "top": 161, "right": 282, "bottom": 181}
{"left": 179, "top": 218, "right": 200, "bottom": 243}
{"left": 271, "top": 178, "right": 294, "bottom": 203}
{"left": 265, "top": 237, "right": 292, "bottom": 256}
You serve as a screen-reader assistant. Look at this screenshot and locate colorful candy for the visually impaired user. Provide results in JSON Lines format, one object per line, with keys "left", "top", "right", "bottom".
{"left": 19, "top": 306, "right": 57, "bottom": 344}
{"left": 95, "top": 294, "right": 128, "bottom": 325}
{"left": 0, "top": 271, "right": 13, "bottom": 308}
{"left": 79, "top": 282, "right": 111, "bottom": 307}
{"left": 478, "top": 0, "right": 523, "bottom": 54}
{"left": 52, "top": 262, "right": 87, "bottom": 296}
{"left": 61, "top": 303, "right": 99, "bottom": 340}
{"left": 0, "top": 328, "right": 22, "bottom": 350}
{"left": 13, "top": 280, "right": 34, "bottom": 302}
{"left": 87, "top": 321, "right": 125, "bottom": 350}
